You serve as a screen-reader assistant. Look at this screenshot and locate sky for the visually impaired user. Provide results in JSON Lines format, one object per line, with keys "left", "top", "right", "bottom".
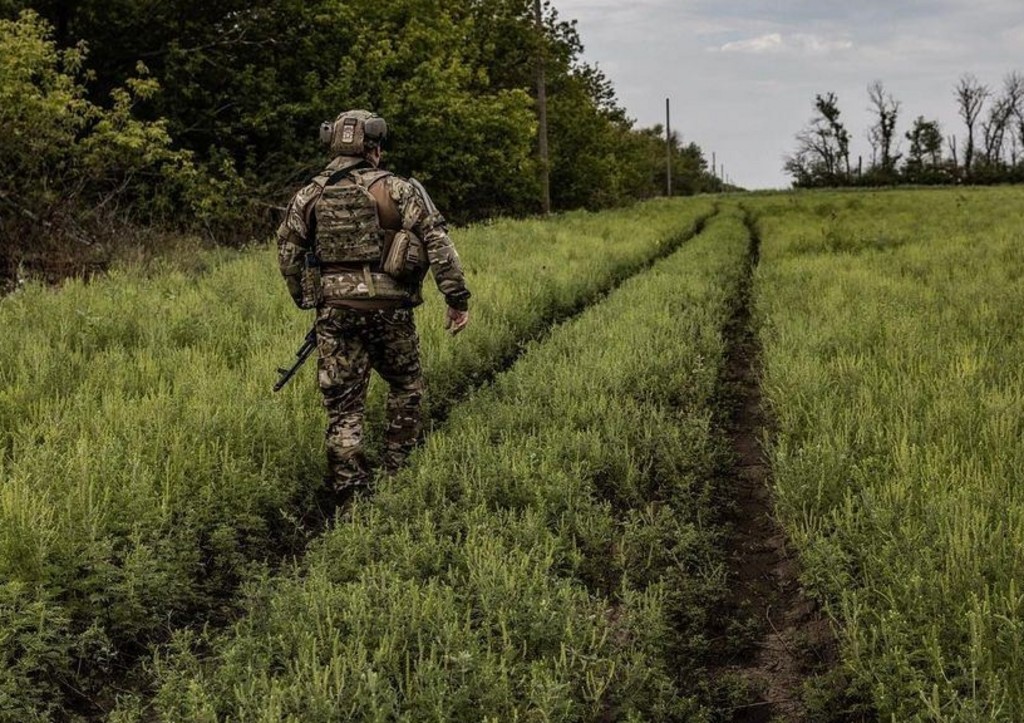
{"left": 554, "top": 0, "right": 1024, "bottom": 188}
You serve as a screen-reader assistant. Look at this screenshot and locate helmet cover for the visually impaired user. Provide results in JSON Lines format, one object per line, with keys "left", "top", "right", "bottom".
{"left": 322, "top": 110, "right": 388, "bottom": 156}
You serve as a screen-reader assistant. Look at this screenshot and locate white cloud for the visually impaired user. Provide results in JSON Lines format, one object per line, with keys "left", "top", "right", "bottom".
{"left": 718, "top": 32, "right": 853, "bottom": 55}
{"left": 719, "top": 32, "right": 784, "bottom": 53}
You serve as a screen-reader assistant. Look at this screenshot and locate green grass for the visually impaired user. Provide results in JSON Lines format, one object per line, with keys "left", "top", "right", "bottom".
{"left": 749, "top": 187, "right": 1024, "bottom": 720}
{"left": 119, "top": 210, "right": 752, "bottom": 722}
{"left": 0, "top": 198, "right": 714, "bottom": 720}
{"left": 15, "top": 185, "right": 1024, "bottom": 721}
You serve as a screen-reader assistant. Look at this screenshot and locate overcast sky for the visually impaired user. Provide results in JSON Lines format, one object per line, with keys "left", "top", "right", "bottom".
{"left": 555, "top": 0, "right": 1024, "bottom": 188}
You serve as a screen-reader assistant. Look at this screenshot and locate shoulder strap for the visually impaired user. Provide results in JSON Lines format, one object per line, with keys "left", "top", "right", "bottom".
{"left": 365, "top": 173, "right": 401, "bottom": 231}
{"left": 324, "top": 167, "right": 356, "bottom": 188}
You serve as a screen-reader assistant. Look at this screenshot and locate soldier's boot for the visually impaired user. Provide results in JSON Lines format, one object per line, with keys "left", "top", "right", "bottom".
{"left": 324, "top": 422, "right": 373, "bottom": 518}
{"left": 323, "top": 477, "right": 371, "bottom": 520}
{"left": 381, "top": 378, "right": 423, "bottom": 474}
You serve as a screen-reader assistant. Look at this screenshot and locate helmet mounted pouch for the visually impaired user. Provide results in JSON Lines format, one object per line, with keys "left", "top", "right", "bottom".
{"left": 340, "top": 118, "right": 358, "bottom": 144}
{"left": 331, "top": 115, "right": 366, "bottom": 155}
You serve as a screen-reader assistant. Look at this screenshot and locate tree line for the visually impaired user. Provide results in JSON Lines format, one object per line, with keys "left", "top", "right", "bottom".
{"left": 0, "top": 1, "right": 725, "bottom": 284}
{"left": 785, "top": 73, "right": 1024, "bottom": 187}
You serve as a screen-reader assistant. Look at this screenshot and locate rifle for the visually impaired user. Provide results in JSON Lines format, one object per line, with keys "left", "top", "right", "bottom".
{"left": 274, "top": 327, "right": 317, "bottom": 392}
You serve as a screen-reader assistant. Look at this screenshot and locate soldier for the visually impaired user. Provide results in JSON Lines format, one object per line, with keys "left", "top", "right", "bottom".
{"left": 276, "top": 109, "right": 470, "bottom": 507}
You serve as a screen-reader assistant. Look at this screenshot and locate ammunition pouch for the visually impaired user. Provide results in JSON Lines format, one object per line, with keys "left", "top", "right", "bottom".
{"left": 382, "top": 230, "right": 429, "bottom": 284}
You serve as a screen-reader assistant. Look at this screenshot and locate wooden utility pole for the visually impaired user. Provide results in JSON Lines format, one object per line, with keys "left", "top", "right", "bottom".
{"left": 534, "top": 0, "right": 551, "bottom": 215}
{"left": 712, "top": 152, "right": 717, "bottom": 180}
{"left": 665, "top": 98, "right": 673, "bottom": 196}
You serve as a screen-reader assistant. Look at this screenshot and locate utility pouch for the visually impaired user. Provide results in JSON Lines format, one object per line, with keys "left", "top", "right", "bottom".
{"left": 300, "top": 252, "right": 323, "bottom": 308}
{"left": 382, "top": 230, "right": 429, "bottom": 283}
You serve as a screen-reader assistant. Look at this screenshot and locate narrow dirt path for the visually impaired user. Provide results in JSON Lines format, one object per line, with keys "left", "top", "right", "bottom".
{"left": 711, "top": 210, "right": 837, "bottom": 722}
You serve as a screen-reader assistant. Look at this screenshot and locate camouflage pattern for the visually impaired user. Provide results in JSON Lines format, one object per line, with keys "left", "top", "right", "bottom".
{"left": 320, "top": 268, "right": 413, "bottom": 304}
{"left": 327, "top": 110, "right": 387, "bottom": 157}
{"left": 276, "top": 140, "right": 470, "bottom": 497}
{"left": 314, "top": 306, "right": 423, "bottom": 491}
{"left": 314, "top": 172, "right": 388, "bottom": 264}
{"left": 385, "top": 175, "right": 470, "bottom": 310}
{"left": 276, "top": 158, "right": 470, "bottom": 311}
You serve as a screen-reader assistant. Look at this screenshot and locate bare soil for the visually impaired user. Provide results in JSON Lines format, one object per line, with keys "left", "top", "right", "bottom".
{"left": 710, "top": 213, "right": 838, "bottom": 722}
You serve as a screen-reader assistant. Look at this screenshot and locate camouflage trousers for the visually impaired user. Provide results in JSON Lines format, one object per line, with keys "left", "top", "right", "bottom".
{"left": 314, "top": 306, "right": 424, "bottom": 492}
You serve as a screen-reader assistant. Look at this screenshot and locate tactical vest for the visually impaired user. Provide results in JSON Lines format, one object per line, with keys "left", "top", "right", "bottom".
{"left": 304, "top": 166, "right": 421, "bottom": 307}
{"left": 312, "top": 168, "right": 392, "bottom": 264}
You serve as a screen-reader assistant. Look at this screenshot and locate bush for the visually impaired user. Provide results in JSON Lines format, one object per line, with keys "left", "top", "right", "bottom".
{"left": 0, "top": 11, "right": 244, "bottom": 285}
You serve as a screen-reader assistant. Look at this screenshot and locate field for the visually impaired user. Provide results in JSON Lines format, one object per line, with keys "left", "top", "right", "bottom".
{"left": 749, "top": 187, "right": 1024, "bottom": 720}
{"left": 2, "top": 186, "right": 1024, "bottom": 721}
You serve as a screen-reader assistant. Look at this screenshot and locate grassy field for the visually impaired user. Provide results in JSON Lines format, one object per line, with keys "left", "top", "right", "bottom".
{"left": 4, "top": 186, "right": 1024, "bottom": 721}
{"left": 121, "top": 209, "right": 751, "bottom": 722}
{"left": 0, "top": 199, "right": 714, "bottom": 719}
{"left": 749, "top": 186, "right": 1024, "bottom": 720}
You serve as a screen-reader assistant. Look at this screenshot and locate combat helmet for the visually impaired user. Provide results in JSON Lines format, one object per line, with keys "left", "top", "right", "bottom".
{"left": 320, "top": 110, "right": 388, "bottom": 157}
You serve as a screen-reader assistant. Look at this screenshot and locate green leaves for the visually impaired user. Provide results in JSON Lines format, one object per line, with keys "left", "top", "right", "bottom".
{"left": 4, "top": 0, "right": 721, "bottom": 240}
{"left": 0, "top": 10, "right": 208, "bottom": 279}
{"left": 0, "top": 198, "right": 715, "bottom": 717}
{"left": 754, "top": 187, "right": 1024, "bottom": 719}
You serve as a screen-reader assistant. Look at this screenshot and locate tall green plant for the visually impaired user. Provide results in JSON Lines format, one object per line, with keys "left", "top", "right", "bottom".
{"left": 0, "top": 10, "right": 230, "bottom": 278}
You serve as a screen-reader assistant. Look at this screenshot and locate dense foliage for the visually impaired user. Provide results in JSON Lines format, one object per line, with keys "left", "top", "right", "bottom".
{"left": 131, "top": 209, "right": 749, "bottom": 722}
{"left": 0, "top": 2, "right": 722, "bottom": 281}
{"left": 0, "top": 11, "right": 240, "bottom": 282}
{"left": 0, "top": 199, "right": 714, "bottom": 719}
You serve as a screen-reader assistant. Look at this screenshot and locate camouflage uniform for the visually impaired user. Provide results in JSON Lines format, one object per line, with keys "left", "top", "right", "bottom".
{"left": 277, "top": 154, "right": 470, "bottom": 492}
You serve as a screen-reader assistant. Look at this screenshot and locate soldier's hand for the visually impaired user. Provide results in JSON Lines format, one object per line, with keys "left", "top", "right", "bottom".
{"left": 445, "top": 307, "right": 469, "bottom": 336}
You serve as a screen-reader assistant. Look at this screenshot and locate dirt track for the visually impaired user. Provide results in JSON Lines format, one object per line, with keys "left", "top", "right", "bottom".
{"left": 711, "top": 211, "right": 838, "bottom": 722}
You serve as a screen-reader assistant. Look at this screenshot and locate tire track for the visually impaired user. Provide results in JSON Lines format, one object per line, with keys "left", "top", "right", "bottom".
{"left": 292, "top": 205, "right": 720, "bottom": 538}
{"left": 709, "top": 208, "right": 838, "bottom": 722}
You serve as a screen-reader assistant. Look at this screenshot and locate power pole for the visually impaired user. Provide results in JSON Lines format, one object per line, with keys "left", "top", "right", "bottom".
{"left": 534, "top": 0, "right": 551, "bottom": 215}
{"left": 712, "top": 152, "right": 717, "bottom": 180}
{"left": 665, "top": 98, "right": 672, "bottom": 196}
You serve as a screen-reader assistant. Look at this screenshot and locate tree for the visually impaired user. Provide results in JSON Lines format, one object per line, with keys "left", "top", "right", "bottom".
{"left": 867, "top": 80, "right": 901, "bottom": 178}
{"left": 903, "top": 116, "right": 945, "bottom": 183}
{"left": 954, "top": 73, "right": 990, "bottom": 178}
{"left": 0, "top": 10, "right": 208, "bottom": 277}
{"left": 1014, "top": 73, "right": 1024, "bottom": 165}
{"left": 784, "top": 92, "right": 851, "bottom": 187}
{"left": 980, "top": 71, "right": 1024, "bottom": 167}
{"left": 2, "top": 0, "right": 725, "bottom": 257}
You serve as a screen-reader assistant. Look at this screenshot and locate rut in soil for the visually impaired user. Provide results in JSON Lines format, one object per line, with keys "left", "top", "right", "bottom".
{"left": 710, "top": 209, "right": 838, "bottom": 723}
{"left": 294, "top": 205, "right": 720, "bottom": 540}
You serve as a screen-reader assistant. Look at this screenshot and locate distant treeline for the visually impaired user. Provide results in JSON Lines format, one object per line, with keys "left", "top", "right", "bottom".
{"left": 0, "top": 2, "right": 724, "bottom": 282}
{"left": 785, "top": 74, "right": 1024, "bottom": 188}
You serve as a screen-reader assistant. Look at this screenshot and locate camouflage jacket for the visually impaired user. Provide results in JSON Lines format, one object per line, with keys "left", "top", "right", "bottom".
{"left": 276, "top": 156, "right": 471, "bottom": 311}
